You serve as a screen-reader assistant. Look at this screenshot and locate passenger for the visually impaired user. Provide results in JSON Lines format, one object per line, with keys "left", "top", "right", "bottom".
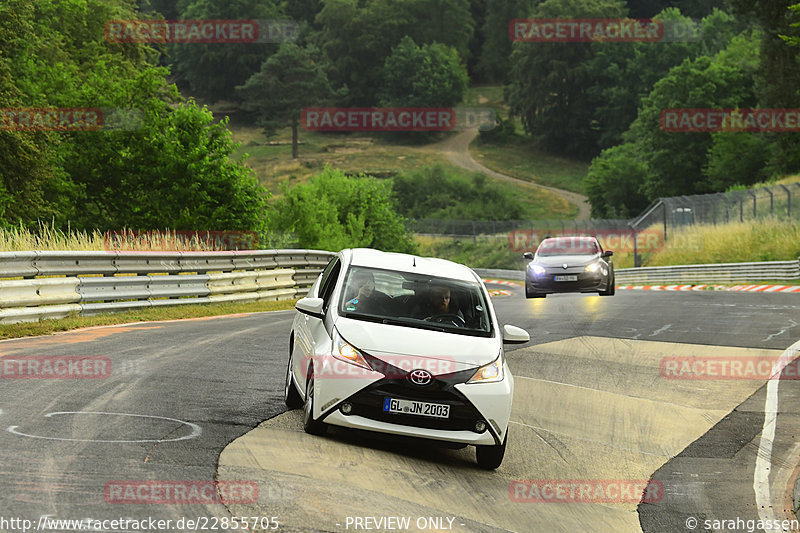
{"left": 345, "top": 270, "right": 389, "bottom": 314}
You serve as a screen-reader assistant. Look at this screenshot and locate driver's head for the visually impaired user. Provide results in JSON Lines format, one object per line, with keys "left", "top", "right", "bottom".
{"left": 428, "top": 285, "right": 451, "bottom": 313}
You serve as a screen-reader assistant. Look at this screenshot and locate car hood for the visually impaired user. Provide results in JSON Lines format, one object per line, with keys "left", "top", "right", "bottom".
{"left": 334, "top": 317, "right": 500, "bottom": 371}
{"left": 534, "top": 254, "right": 600, "bottom": 268}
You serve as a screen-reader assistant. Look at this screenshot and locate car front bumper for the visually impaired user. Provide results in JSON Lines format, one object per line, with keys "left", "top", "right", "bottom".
{"left": 314, "top": 357, "right": 513, "bottom": 446}
{"left": 527, "top": 270, "right": 606, "bottom": 293}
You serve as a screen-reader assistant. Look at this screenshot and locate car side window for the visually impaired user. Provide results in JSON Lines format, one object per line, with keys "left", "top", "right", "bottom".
{"left": 316, "top": 257, "right": 338, "bottom": 298}
{"left": 319, "top": 259, "right": 341, "bottom": 311}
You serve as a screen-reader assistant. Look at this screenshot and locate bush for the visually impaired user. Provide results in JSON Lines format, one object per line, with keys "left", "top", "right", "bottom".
{"left": 391, "top": 165, "right": 527, "bottom": 220}
{"left": 268, "top": 166, "right": 415, "bottom": 253}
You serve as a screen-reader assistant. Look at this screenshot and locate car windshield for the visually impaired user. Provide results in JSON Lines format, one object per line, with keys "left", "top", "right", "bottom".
{"left": 536, "top": 237, "right": 600, "bottom": 256}
{"left": 338, "top": 266, "right": 492, "bottom": 337}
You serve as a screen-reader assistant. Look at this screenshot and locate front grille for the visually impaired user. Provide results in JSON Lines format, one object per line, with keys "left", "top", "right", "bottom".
{"left": 344, "top": 361, "right": 485, "bottom": 432}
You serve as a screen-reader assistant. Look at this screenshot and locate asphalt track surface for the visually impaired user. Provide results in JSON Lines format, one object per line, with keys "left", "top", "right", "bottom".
{"left": 1, "top": 287, "right": 799, "bottom": 532}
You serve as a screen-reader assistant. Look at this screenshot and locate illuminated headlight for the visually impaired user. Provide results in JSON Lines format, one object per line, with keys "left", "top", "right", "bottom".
{"left": 531, "top": 264, "right": 547, "bottom": 276}
{"left": 585, "top": 262, "right": 602, "bottom": 273}
{"left": 333, "top": 330, "right": 371, "bottom": 370}
{"left": 467, "top": 353, "right": 505, "bottom": 384}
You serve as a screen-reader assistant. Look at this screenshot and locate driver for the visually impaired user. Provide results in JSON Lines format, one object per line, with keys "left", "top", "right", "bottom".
{"left": 420, "top": 284, "right": 464, "bottom": 323}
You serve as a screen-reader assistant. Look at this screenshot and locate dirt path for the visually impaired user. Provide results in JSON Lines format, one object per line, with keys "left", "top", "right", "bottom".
{"left": 421, "top": 129, "right": 592, "bottom": 220}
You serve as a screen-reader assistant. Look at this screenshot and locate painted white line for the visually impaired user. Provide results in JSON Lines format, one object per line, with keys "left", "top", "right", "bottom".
{"left": 6, "top": 411, "right": 202, "bottom": 443}
{"left": 650, "top": 324, "right": 672, "bottom": 337}
{"left": 754, "top": 339, "right": 800, "bottom": 526}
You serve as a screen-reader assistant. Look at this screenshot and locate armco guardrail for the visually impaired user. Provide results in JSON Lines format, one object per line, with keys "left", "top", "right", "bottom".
{"left": 614, "top": 259, "right": 800, "bottom": 284}
{"left": 0, "top": 250, "right": 334, "bottom": 324}
{"left": 476, "top": 258, "right": 800, "bottom": 285}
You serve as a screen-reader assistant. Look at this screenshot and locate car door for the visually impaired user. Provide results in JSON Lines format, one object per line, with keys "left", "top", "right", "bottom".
{"left": 293, "top": 256, "right": 341, "bottom": 395}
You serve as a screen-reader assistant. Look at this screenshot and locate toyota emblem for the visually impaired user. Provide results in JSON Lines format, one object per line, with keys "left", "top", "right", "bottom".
{"left": 408, "top": 369, "right": 433, "bottom": 386}
{"left": 562, "top": 263, "right": 568, "bottom": 269}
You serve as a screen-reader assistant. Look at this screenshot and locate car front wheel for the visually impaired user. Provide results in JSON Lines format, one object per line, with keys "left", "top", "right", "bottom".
{"left": 599, "top": 273, "right": 615, "bottom": 296}
{"left": 303, "top": 365, "right": 327, "bottom": 435}
{"left": 525, "top": 283, "right": 546, "bottom": 299}
{"left": 284, "top": 357, "right": 303, "bottom": 409}
{"left": 476, "top": 432, "right": 507, "bottom": 469}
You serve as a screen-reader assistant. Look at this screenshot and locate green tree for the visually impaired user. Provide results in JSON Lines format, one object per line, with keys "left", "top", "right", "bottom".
{"left": 237, "top": 43, "right": 340, "bottom": 158}
{"left": 703, "top": 132, "right": 769, "bottom": 190}
{"left": 588, "top": 8, "right": 745, "bottom": 149}
{"left": 62, "top": 99, "right": 269, "bottom": 232}
{"left": 314, "top": 0, "right": 474, "bottom": 105}
{"left": 476, "top": 0, "right": 534, "bottom": 83}
{"left": 169, "top": 0, "right": 283, "bottom": 102}
{"left": 584, "top": 143, "right": 651, "bottom": 218}
{"left": 631, "top": 33, "right": 760, "bottom": 198}
{"left": 1, "top": 0, "right": 270, "bottom": 233}
{"left": 380, "top": 37, "right": 468, "bottom": 107}
{"left": 731, "top": 0, "right": 800, "bottom": 171}
{"left": 269, "top": 167, "right": 415, "bottom": 253}
{"left": 508, "top": 0, "right": 628, "bottom": 158}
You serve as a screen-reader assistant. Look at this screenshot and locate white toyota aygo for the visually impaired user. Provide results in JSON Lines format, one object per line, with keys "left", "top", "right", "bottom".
{"left": 285, "top": 248, "right": 529, "bottom": 469}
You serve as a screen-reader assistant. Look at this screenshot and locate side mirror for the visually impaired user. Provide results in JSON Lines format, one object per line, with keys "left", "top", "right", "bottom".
{"left": 296, "top": 297, "right": 325, "bottom": 319}
{"left": 523, "top": 252, "right": 534, "bottom": 260}
{"left": 502, "top": 324, "right": 530, "bottom": 344}
{"left": 602, "top": 250, "right": 614, "bottom": 258}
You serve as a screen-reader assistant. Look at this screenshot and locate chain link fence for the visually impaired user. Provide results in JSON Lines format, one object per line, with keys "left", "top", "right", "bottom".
{"left": 631, "top": 182, "right": 800, "bottom": 234}
{"left": 408, "top": 219, "right": 632, "bottom": 239}
{"left": 408, "top": 182, "right": 800, "bottom": 268}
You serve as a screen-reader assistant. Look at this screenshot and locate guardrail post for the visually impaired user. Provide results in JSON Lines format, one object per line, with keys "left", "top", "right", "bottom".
{"left": 747, "top": 190, "right": 756, "bottom": 219}
{"left": 662, "top": 203, "right": 668, "bottom": 244}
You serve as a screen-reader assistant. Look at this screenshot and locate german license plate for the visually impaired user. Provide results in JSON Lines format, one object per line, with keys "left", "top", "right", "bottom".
{"left": 554, "top": 275, "right": 578, "bottom": 281}
{"left": 383, "top": 398, "right": 450, "bottom": 418}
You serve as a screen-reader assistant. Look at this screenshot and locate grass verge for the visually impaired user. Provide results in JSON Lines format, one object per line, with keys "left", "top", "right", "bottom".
{"left": 471, "top": 136, "right": 589, "bottom": 194}
{"left": 645, "top": 219, "right": 800, "bottom": 266}
{"left": 0, "top": 299, "right": 297, "bottom": 340}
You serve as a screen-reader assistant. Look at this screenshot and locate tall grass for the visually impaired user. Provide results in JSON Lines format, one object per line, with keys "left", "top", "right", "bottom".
{"left": 645, "top": 219, "right": 800, "bottom": 266}
{"left": 0, "top": 223, "right": 245, "bottom": 252}
{"left": 0, "top": 223, "right": 101, "bottom": 251}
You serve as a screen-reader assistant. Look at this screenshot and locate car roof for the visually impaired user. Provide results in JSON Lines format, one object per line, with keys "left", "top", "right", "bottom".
{"left": 343, "top": 248, "right": 479, "bottom": 283}
{"left": 541, "top": 235, "right": 599, "bottom": 245}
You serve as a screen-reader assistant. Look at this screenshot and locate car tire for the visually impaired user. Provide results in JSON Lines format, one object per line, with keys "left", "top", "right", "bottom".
{"left": 303, "top": 365, "right": 327, "bottom": 436}
{"left": 476, "top": 432, "right": 507, "bottom": 470}
{"left": 284, "top": 354, "right": 303, "bottom": 410}
{"left": 599, "top": 273, "right": 615, "bottom": 296}
{"left": 525, "top": 284, "right": 546, "bottom": 299}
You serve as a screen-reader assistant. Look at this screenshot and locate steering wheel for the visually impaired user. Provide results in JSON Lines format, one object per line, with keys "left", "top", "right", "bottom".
{"left": 428, "top": 313, "right": 466, "bottom": 327}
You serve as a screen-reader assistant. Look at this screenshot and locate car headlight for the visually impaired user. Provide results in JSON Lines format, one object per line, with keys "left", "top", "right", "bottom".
{"left": 467, "top": 353, "right": 504, "bottom": 384}
{"left": 333, "top": 330, "right": 371, "bottom": 370}
{"left": 531, "top": 264, "right": 547, "bottom": 276}
{"left": 585, "top": 262, "right": 602, "bottom": 273}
